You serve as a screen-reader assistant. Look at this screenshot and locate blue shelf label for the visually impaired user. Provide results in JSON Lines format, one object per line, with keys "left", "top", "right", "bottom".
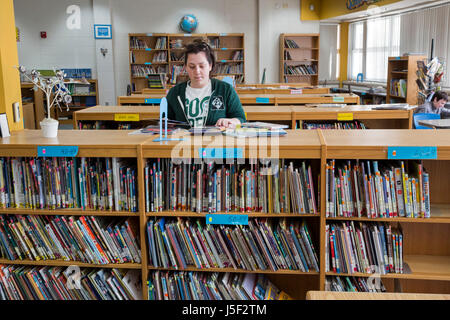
{"left": 145, "top": 48, "right": 152, "bottom": 51}
{"left": 333, "top": 96, "right": 345, "bottom": 103}
{"left": 38, "top": 146, "right": 79, "bottom": 157}
{"left": 144, "top": 62, "right": 152, "bottom": 65}
{"left": 206, "top": 214, "right": 248, "bottom": 225}
{"left": 221, "top": 48, "right": 228, "bottom": 51}
{"left": 388, "top": 146, "right": 437, "bottom": 159}
{"left": 256, "top": 97, "right": 270, "bottom": 104}
{"left": 221, "top": 59, "right": 227, "bottom": 63}
{"left": 361, "top": 92, "right": 366, "bottom": 95}
{"left": 395, "top": 57, "right": 400, "bottom": 60}
{"left": 146, "top": 33, "right": 153, "bottom": 36}
{"left": 198, "top": 148, "right": 243, "bottom": 159}
{"left": 219, "top": 33, "right": 227, "bottom": 36}
{"left": 144, "top": 98, "right": 162, "bottom": 104}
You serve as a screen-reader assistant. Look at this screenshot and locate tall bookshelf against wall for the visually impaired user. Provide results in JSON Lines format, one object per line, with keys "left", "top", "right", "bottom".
{"left": 386, "top": 55, "right": 426, "bottom": 105}
{"left": 129, "top": 33, "right": 245, "bottom": 93}
{"left": 280, "top": 34, "right": 319, "bottom": 85}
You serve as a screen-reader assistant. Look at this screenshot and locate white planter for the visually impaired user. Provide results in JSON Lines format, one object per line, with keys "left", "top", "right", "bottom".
{"left": 40, "top": 118, "right": 59, "bottom": 138}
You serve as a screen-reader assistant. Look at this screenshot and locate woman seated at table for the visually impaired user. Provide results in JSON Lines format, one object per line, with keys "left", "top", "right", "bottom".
{"left": 166, "top": 39, "right": 246, "bottom": 128}
{"left": 414, "top": 91, "right": 449, "bottom": 118}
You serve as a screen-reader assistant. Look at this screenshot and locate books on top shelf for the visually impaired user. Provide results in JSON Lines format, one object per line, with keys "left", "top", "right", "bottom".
{"left": 325, "top": 160, "right": 430, "bottom": 219}
{"left": 0, "top": 214, "right": 141, "bottom": 264}
{"left": 326, "top": 221, "right": 403, "bottom": 275}
{"left": 148, "top": 270, "right": 292, "bottom": 300}
{"left": 390, "top": 79, "right": 407, "bottom": 97}
{"left": 144, "top": 159, "right": 317, "bottom": 214}
{"left": 147, "top": 217, "right": 319, "bottom": 272}
{"left": 0, "top": 157, "right": 137, "bottom": 212}
{"left": 284, "top": 39, "right": 300, "bottom": 48}
{"left": 0, "top": 265, "right": 142, "bottom": 300}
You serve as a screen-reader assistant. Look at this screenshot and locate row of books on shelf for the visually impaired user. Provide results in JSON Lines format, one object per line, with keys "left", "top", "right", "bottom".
{"left": 65, "top": 83, "right": 95, "bottom": 95}
{"left": 69, "top": 96, "right": 97, "bottom": 107}
{"left": 170, "top": 65, "right": 187, "bottom": 84}
{"left": 148, "top": 271, "right": 291, "bottom": 300}
{"left": 390, "top": 79, "right": 407, "bottom": 97}
{"left": 144, "top": 159, "right": 318, "bottom": 214}
{"left": 61, "top": 68, "right": 92, "bottom": 79}
{"left": 155, "top": 37, "right": 167, "bottom": 49}
{"left": 0, "top": 214, "right": 141, "bottom": 264}
{"left": 326, "top": 222, "right": 403, "bottom": 275}
{"left": 0, "top": 157, "right": 137, "bottom": 212}
{"left": 130, "top": 37, "right": 167, "bottom": 50}
{"left": 170, "top": 52, "right": 184, "bottom": 62}
{"left": 302, "top": 121, "right": 367, "bottom": 130}
{"left": 0, "top": 265, "right": 141, "bottom": 300}
{"left": 147, "top": 74, "right": 166, "bottom": 88}
{"left": 325, "top": 276, "right": 386, "bottom": 292}
{"left": 131, "top": 65, "right": 168, "bottom": 77}
{"left": 284, "top": 39, "right": 300, "bottom": 48}
{"left": 147, "top": 217, "right": 319, "bottom": 272}
{"left": 130, "top": 37, "right": 150, "bottom": 49}
{"left": 152, "top": 51, "right": 168, "bottom": 63}
{"left": 212, "top": 63, "right": 243, "bottom": 74}
{"left": 284, "top": 64, "right": 317, "bottom": 75}
{"left": 216, "top": 50, "right": 243, "bottom": 61}
{"left": 325, "top": 160, "right": 430, "bottom": 219}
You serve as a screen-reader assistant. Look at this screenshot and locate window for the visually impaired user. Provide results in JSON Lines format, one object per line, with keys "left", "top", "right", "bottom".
{"left": 348, "top": 16, "right": 400, "bottom": 82}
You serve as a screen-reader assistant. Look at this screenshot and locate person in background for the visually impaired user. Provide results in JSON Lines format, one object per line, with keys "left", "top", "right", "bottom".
{"left": 414, "top": 91, "right": 450, "bottom": 118}
{"left": 166, "top": 39, "right": 246, "bottom": 128}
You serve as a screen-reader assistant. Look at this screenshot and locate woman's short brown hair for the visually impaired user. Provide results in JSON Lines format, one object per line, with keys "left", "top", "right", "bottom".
{"left": 184, "top": 39, "right": 215, "bottom": 69}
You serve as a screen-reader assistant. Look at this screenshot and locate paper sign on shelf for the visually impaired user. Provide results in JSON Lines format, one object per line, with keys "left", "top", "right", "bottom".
{"left": 198, "top": 148, "right": 243, "bottom": 159}
{"left": 38, "top": 146, "right": 79, "bottom": 157}
{"left": 114, "top": 114, "right": 140, "bottom": 121}
{"left": 290, "top": 89, "right": 303, "bottom": 95}
{"left": 337, "top": 113, "right": 353, "bottom": 121}
{"left": 388, "top": 146, "right": 437, "bottom": 159}
{"left": 206, "top": 214, "right": 248, "bottom": 225}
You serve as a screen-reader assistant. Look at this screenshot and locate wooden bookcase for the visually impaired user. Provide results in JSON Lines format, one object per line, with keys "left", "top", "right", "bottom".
{"left": 53, "top": 79, "right": 99, "bottom": 125}
{"left": 386, "top": 55, "right": 426, "bottom": 105}
{"left": 280, "top": 34, "right": 319, "bottom": 85}
{"left": 129, "top": 33, "right": 245, "bottom": 93}
{"left": 20, "top": 82, "right": 45, "bottom": 129}
{"left": 0, "top": 129, "right": 449, "bottom": 299}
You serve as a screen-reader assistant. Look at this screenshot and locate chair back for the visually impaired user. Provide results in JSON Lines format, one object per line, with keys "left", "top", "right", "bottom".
{"left": 413, "top": 113, "right": 440, "bottom": 129}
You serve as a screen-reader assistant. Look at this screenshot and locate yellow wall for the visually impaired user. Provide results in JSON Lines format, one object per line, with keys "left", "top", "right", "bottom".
{"left": 319, "top": 0, "right": 403, "bottom": 20}
{"left": 300, "top": 0, "right": 321, "bottom": 20}
{"left": 0, "top": 0, "right": 23, "bottom": 132}
{"left": 339, "top": 22, "right": 349, "bottom": 86}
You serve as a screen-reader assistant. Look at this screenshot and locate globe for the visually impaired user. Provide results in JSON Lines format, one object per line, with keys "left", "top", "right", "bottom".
{"left": 179, "top": 14, "right": 198, "bottom": 33}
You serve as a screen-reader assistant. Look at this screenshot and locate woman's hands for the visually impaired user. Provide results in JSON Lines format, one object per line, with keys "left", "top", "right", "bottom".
{"left": 215, "top": 118, "right": 241, "bottom": 128}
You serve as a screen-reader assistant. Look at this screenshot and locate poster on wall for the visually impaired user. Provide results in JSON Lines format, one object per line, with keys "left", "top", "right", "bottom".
{"left": 94, "top": 24, "right": 112, "bottom": 39}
